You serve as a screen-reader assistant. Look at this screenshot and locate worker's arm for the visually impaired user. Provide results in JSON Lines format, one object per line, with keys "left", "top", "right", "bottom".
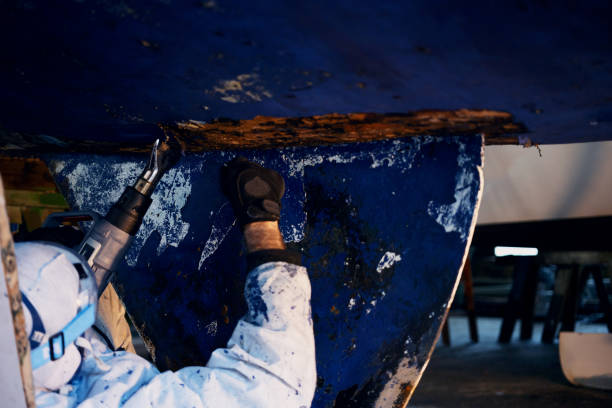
{"left": 122, "top": 221, "right": 316, "bottom": 407}
{"left": 123, "top": 159, "right": 316, "bottom": 407}
{"left": 196, "top": 221, "right": 316, "bottom": 405}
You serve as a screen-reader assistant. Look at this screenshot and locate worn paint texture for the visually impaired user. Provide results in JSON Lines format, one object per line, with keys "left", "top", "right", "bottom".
{"left": 47, "top": 134, "right": 483, "bottom": 407}
{"left": 1, "top": 0, "right": 611, "bottom": 146}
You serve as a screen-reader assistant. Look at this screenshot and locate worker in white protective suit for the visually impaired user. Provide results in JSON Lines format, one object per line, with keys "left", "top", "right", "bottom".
{"left": 18, "top": 157, "right": 317, "bottom": 407}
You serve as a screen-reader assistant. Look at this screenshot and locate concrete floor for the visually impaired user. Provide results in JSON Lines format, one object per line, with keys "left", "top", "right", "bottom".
{"left": 132, "top": 315, "right": 612, "bottom": 406}
{"left": 410, "top": 317, "right": 612, "bottom": 407}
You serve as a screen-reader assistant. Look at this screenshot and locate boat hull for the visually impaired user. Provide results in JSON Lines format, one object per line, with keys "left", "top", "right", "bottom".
{"left": 48, "top": 134, "right": 483, "bottom": 407}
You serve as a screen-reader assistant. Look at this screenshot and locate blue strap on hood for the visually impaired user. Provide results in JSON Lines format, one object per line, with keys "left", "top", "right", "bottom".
{"left": 30, "top": 303, "right": 96, "bottom": 369}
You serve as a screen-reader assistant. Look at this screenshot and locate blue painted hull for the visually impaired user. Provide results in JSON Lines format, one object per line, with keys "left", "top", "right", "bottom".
{"left": 2, "top": 0, "right": 611, "bottom": 145}
{"left": 48, "top": 135, "right": 483, "bottom": 406}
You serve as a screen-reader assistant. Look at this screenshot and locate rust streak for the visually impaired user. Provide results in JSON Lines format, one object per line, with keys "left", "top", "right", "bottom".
{"left": 166, "top": 109, "right": 525, "bottom": 151}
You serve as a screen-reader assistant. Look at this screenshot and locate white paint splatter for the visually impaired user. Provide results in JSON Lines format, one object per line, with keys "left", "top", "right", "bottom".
{"left": 282, "top": 137, "right": 424, "bottom": 178}
{"left": 198, "top": 216, "right": 236, "bottom": 270}
{"left": 58, "top": 159, "right": 192, "bottom": 266}
{"left": 283, "top": 153, "right": 324, "bottom": 177}
{"left": 376, "top": 251, "right": 402, "bottom": 273}
{"left": 369, "top": 139, "right": 405, "bottom": 168}
{"left": 374, "top": 357, "right": 420, "bottom": 407}
{"left": 282, "top": 223, "right": 305, "bottom": 243}
{"left": 146, "top": 167, "right": 193, "bottom": 255}
{"left": 211, "top": 73, "right": 272, "bottom": 103}
{"left": 426, "top": 140, "right": 475, "bottom": 241}
{"left": 327, "top": 153, "right": 359, "bottom": 165}
{"left": 369, "top": 153, "right": 394, "bottom": 168}
{"left": 65, "top": 161, "right": 140, "bottom": 210}
{"left": 348, "top": 297, "right": 356, "bottom": 310}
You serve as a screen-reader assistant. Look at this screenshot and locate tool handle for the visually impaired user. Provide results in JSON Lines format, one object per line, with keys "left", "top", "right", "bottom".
{"left": 78, "top": 218, "right": 134, "bottom": 295}
{"left": 105, "top": 187, "right": 152, "bottom": 235}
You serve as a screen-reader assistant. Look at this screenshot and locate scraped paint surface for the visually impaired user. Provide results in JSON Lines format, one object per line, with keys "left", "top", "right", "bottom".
{"left": 427, "top": 142, "right": 481, "bottom": 241}
{"left": 48, "top": 134, "right": 483, "bottom": 407}
{"left": 48, "top": 159, "right": 194, "bottom": 266}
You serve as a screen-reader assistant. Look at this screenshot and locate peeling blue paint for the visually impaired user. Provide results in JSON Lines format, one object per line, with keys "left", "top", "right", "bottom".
{"left": 48, "top": 134, "right": 483, "bottom": 406}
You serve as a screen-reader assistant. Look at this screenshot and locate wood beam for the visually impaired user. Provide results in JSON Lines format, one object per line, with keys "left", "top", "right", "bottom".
{"left": 0, "top": 175, "right": 35, "bottom": 407}
{"left": 0, "top": 157, "right": 58, "bottom": 191}
{"left": 1, "top": 109, "right": 526, "bottom": 155}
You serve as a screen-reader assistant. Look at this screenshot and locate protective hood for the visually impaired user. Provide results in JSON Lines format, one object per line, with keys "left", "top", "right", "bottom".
{"left": 16, "top": 242, "right": 97, "bottom": 391}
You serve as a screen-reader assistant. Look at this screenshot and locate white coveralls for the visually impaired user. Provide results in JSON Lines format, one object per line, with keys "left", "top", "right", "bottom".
{"left": 35, "top": 262, "right": 317, "bottom": 408}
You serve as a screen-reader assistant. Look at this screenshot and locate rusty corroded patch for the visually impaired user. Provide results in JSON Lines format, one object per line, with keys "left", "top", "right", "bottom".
{"left": 1, "top": 110, "right": 525, "bottom": 155}
{"left": 166, "top": 109, "right": 525, "bottom": 150}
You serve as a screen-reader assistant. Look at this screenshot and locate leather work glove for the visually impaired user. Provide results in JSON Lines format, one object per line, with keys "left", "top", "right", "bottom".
{"left": 220, "top": 157, "right": 285, "bottom": 227}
